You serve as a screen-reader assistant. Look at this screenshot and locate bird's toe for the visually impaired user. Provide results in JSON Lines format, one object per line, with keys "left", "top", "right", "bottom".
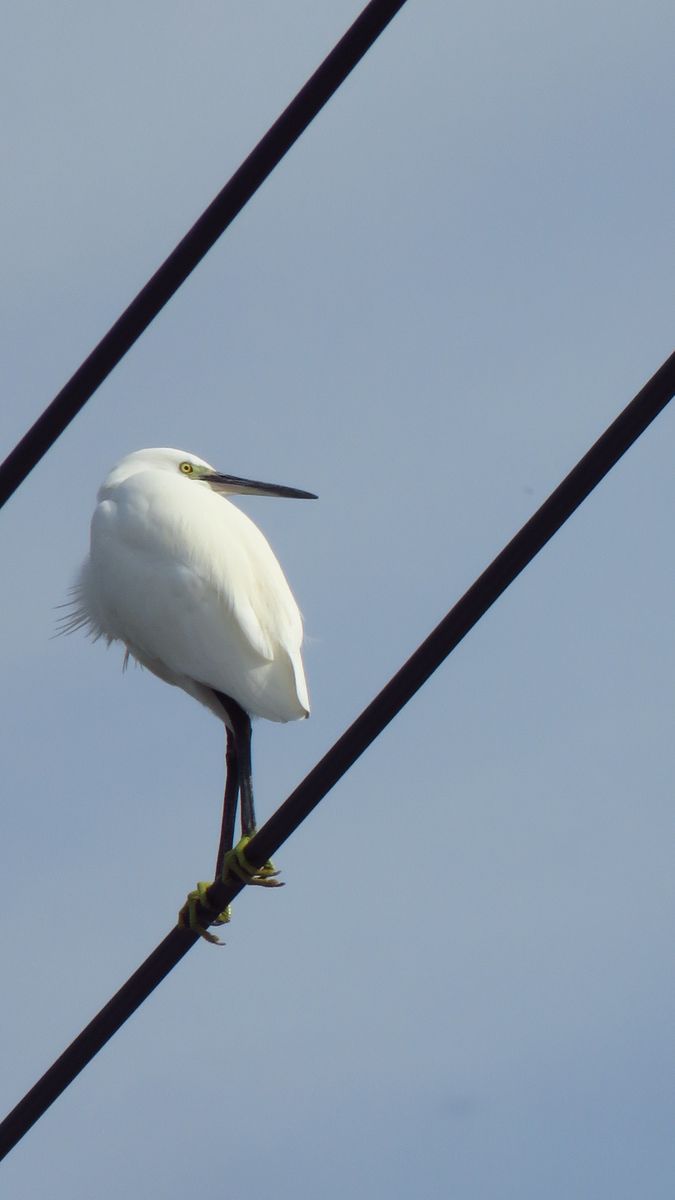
{"left": 177, "top": 882, "right": 232, "bottom": 944}
{"left": 221, "top": 836, "right": 284, "bottom": 888}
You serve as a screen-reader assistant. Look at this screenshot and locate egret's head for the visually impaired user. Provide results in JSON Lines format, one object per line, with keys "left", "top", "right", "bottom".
{"left": 101, "top": 447, "right": 317, "bottom": 500}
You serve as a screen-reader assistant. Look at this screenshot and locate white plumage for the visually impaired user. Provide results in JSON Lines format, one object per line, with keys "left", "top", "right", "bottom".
{"left": 72, "top": 447, "right": 311, "bottom": 724}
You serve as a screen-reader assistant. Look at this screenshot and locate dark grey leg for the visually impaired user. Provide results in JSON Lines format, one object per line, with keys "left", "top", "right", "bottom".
{"left": 214, "top": 726, "right": 239, "bottom": 879}
{"left": 214, "top": 691, "right": 256, "bottom": 839}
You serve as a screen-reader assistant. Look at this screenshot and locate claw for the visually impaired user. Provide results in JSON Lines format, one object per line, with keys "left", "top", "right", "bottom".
{"left": 221, "top": 836, "right": 284, "bottom": 889}
{"left": 178, "top": 882, "right": 232, "bottom": 945}
{"left": 177, "top": 837, "right": 282, "bottom": 946}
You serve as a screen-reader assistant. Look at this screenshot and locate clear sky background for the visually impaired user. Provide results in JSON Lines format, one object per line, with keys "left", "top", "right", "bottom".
{"left": 1, "top": 2, "right": 673, "bottom": 1196}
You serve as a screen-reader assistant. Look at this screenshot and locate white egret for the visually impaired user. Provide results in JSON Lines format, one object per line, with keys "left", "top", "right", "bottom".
{"left": 69, "top": 447, "right": 316, "bottom": 940}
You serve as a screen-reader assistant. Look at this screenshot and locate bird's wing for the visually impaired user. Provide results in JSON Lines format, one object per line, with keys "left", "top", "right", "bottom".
{"left": 176, "top": 490, "right": 305, "bottom": 667}
{"left": 224, "top": 587, "right": 276, "bottom": 662}
{"left": 221, "top": 526, "right": 304, "bottom": 664}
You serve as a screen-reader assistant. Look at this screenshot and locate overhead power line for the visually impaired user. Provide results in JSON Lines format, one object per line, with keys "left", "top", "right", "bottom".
{"left": 1, "top": 349, "right": 673, "bottom": 1160}
{"left": 0, "top": 0, "right": 408, "bottom": 510}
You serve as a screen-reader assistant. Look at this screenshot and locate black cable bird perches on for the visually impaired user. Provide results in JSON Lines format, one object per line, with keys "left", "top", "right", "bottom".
{"left": 0, "top": 0, "right": 409, "bottom": 511}
{"left": 1, "top": 350, "right": 673, "bottom": 1160}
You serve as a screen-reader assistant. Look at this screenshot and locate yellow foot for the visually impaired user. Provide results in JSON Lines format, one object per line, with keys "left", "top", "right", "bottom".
{"left": 177, "top": 882, "right": 232, "bottom": 945}
{"left": 221, "top": 836, "right": 284, "bottom": 889}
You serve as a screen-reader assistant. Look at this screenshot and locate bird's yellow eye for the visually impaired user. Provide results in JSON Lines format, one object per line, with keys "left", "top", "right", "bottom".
{"left": 179, "top": 462, "right": 194, "bottom": 475}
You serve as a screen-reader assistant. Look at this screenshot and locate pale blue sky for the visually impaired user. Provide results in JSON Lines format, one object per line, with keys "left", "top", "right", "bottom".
{"left": 1, "top": 2, "right": 673, "bottom": 1196}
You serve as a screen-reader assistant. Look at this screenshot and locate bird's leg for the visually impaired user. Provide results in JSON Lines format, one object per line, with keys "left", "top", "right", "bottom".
{"left": 216, "top": 692, "right": 283, "bottom": 888}
{"left": 177, "top": 694, "right": 283, "bottom": 942}
{"left": 228, "top": 701, "right": 256, "bottom": 837}
{"left": 178, "top": 722, "right": 240, "bottom": 943}
{"left": 183, "top": 729, "right": 240, "bottom": 938}
{"left": 215, "top": 727, "right": 239, "bottom": 879}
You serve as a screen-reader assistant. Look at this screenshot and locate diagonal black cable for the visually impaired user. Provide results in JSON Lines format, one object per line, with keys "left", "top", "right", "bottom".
{"left": 0, "top": 0, "right": 408, "bottom": 511}
{"left": 1, "top": 350, "right": 673, "bottom": 1160}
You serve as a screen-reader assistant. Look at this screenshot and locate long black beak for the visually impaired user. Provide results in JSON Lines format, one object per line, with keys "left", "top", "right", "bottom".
{"left": 207, "top": 472, "right": 317, "bottom": 500}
